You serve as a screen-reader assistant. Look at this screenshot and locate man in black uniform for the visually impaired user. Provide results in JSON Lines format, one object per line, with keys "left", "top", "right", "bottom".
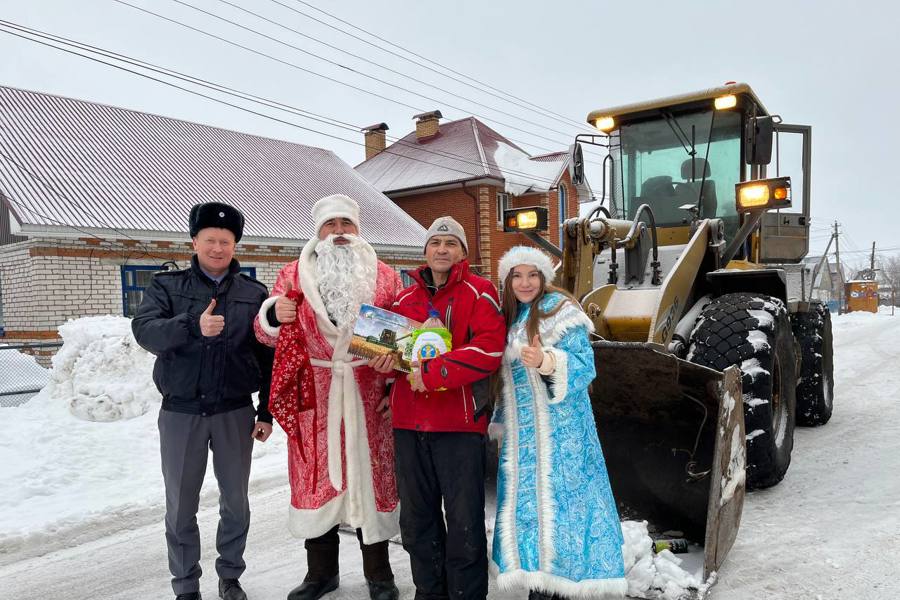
{"left": 132, "top": 202, "right": 274, "bottom": 600}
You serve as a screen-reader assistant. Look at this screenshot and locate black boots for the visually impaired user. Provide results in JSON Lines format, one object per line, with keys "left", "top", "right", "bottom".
{"left": 358, "top": 530, "right": 398, "bottom": 600}
{"left": 288, "top": 527, "right": 341, "bottom": 600}
{"left": 286, "top": 575, "right": 340, "bottom": 600}
{"left": 175, "top": 594, "right": 201, "bottom": 600}
{"left": 365, "top": 578, "right": 399, "bottom": 600}
{"left": 218, "top": 578, "right": 247, "bottom": 600}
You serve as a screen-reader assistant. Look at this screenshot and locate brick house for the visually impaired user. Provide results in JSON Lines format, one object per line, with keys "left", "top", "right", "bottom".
{"left": 355, "top": 111, "right": 591, "bottom": 284}
{"left": 0, "top": 86, "right": 426, "bottom": 347}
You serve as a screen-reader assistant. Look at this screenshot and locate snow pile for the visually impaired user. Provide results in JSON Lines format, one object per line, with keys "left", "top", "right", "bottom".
{"left": 621, "top": 521, "right": 703, "bottom": 599}
{"left": 49, "top": 316, "right": 158, "bottom": 421}
{"left": 0, "top": 345, "right": 49, "bottom": 395}
{"left": 492, "top": 141, "right": 563, "bottom": 195}
{"left": 0, "top": 315, "right": 287, "bottom": 557}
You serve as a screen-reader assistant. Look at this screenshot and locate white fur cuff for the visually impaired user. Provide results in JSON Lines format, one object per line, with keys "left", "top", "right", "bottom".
{"left": 545, "top": 348, "right": 568, "bottom": 404}
{"left": 258, "top": 296, "right": 282, "bottom": 338}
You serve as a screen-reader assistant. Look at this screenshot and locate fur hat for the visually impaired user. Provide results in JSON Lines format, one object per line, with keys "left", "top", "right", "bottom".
{"left": 498, "top": 246, "right": 556, "bottom": 283}
{"left": 312, "top": 194, "right": 360, "bottom": 235}
{"left": 189, "top": 202, "right": 244, "bottom": 242}
{"left": 425, "top": 216, "right": 468, "bottom": 254}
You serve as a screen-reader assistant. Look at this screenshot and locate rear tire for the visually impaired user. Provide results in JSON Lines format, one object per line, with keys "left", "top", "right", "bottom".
{"left": 790, "top": 302, "right": 835, "bottom": 426}
{"left": 687, "top": 293, "right": 798, "bottom": 490}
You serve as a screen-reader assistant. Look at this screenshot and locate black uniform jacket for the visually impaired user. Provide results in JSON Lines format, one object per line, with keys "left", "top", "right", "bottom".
{"left": 131, "top": 255, "right": 273, "bottom": 421}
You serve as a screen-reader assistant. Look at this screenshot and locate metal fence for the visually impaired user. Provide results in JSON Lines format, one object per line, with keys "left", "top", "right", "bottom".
{"left": 0, "top": 342, "right": 62, "bottom": 407}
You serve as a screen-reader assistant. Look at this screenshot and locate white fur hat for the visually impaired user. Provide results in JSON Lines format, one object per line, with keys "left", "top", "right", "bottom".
{"left": 498, "top": 246, "right": 556, "bottom": 283}
{"left": 312, "top": 194, "right": 360, "bottom": 235}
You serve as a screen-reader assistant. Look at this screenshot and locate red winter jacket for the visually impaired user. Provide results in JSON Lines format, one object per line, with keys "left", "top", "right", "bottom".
{"left": 390, "top": 260, "right": 506, "bottom": 434}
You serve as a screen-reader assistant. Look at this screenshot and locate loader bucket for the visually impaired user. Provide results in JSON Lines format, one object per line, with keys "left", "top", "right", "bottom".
{"left": 591, "top": 341, "right": 745, "bottom": 578}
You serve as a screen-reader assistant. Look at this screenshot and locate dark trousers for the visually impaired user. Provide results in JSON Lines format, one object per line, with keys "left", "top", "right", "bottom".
{"left": 303, "top": 525, "right": 394, "bottom": 583}
{"left": 394, "top": 429, "right": 488, "bottom": 600}
{"left": 158, "top": 406, "right": 255, "bottom": 595}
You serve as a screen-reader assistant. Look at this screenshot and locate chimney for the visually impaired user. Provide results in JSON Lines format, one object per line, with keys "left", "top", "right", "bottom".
{"left": 413, "top": 110, "right": 442, "bottom": 141}
{"left": 362, "top": 122, "right": 389, "bottom": 160}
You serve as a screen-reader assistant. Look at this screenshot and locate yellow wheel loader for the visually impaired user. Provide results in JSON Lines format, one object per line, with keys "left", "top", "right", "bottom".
{"left": 503, "top": 83, "right": 834, "bottom": 584}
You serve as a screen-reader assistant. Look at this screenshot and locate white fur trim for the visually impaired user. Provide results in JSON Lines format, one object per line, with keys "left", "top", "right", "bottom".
{"left": 536, "top": 300, "right": 595, "bottom": 346}
{"left": 496, "top": 366, "right": 520, "bottom": 570}
{"left": 257, "top": 295, "right": 281, "bottom": 337}
{"left": 498, "top": 246, "right": 556, "bottom": 283}
{"left": 288, "top": 494, "right": 399, "bottom": 544}
{"left": 545, "top": 347, "right": 568, "bottom": 405}
{"left": 312, "top": 194, "right": 360, "bottom": 234}
{"left": 495, "top": 566, "right": 627, "bottom": 599}
{"left": 528, "top": 365, "right": 557, "bottom": 570}
{"left": 310, "top": 357, "right": 368, "bottom": 492}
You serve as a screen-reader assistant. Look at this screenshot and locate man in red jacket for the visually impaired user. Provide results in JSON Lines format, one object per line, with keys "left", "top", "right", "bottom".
{"left": 371, "top": 216, "right": 505, "bottom": 599}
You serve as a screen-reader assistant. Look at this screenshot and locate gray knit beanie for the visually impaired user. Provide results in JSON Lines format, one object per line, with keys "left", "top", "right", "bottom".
{"left": 424, "top": 216, "right": 468, "bottom": 254}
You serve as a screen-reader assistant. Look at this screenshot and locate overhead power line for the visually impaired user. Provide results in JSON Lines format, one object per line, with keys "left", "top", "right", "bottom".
{"left": 0, "top": 20, "right": 569, "bottom": 189}
{"left": 114, "top": 0, "right": 577, "bottom": 153}
{"left": 0, "top": 19, "right": 570, "bottom": 186}
{"left": 275, "top": 0, "right": 595, "bottom": 133}
{"left": 208, "top": 0, "right": 577, "bottom": 140}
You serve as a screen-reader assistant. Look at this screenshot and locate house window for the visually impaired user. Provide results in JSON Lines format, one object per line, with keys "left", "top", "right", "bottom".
{"left": 496, "top": 192, "right": 510, "bottom": 225}
{"left": 121, "top": 264, "right": 257, "bottom": 317}
{"left": 558, "top": 184, "right": 568, "bottom": 247}
{"left": 400, "top": 269, "right": 415, "bottom": 287}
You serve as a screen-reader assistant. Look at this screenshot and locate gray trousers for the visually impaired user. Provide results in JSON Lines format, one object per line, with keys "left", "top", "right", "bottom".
{"left": 159, "top": 405, "right": 255, "bottom": 595}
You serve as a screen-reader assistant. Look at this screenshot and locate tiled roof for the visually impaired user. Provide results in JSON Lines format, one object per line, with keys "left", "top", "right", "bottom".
{"left": 355, "top": 117, "right": 569, "bottom": 195}
{"left": 0, "top": 86, "right": 425, "bottom": 249}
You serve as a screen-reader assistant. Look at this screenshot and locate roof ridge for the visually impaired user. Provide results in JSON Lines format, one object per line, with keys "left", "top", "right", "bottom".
{"left": 470, "top": 118, "right": 490, "bottom": 176}
{"left": 0, "top": 84, "right": 317, "bottom": 153}
{"left": 469, "top": 117, "right": 528, "bottom": 155}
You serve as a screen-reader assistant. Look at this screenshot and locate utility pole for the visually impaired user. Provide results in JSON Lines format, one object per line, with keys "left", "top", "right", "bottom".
{"left": 870, "top": 241, "right": 876, "bottom": 273}
{"left": 833, "top": 221, "right": 844, "bottom": 313}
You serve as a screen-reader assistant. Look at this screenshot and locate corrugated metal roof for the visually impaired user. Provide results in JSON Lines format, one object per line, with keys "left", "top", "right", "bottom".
{"left": 0, "top": 86, "right": 425, "bottom": 248}
{"left": 355, "top": 117, "right": 567, "bottom": 195}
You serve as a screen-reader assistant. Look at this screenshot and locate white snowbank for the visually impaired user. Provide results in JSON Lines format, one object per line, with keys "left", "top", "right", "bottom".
{"left": 50, "top": 316, "right": 158, "bottom": 421}
{"left": 0, "top": 315, "right": 287, "bottom": 555}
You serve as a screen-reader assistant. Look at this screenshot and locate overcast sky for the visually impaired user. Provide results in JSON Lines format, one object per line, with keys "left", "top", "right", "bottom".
{"left": 1, "top": 0, "right": 897, "bottom": 269}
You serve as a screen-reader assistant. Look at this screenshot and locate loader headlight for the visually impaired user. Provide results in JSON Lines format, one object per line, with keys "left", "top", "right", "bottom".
{"left": 735, "top": 177, "right": 792, "bottom": 212}
{"left": 503, "top": 207, "right": 549, "bottom": 232}
{"left": 714, "top": 94, "right": 738, "bottom": 110}
{"left": 594, "top": 116, "right": 616, "bottom": 132}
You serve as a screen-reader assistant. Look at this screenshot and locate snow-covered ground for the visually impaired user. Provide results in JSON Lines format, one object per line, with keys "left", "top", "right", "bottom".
{"left": 1, "top": 309, "right": 899, "bottom": 599}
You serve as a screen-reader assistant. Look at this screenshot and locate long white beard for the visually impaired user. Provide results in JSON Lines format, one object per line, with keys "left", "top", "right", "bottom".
{"left": 315, "top": 234, "right": 376, "bottom": 329}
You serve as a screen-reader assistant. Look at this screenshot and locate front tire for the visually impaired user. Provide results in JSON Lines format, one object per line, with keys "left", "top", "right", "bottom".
{"left": 688, "top": 293, "right": 798, "bottom": 490}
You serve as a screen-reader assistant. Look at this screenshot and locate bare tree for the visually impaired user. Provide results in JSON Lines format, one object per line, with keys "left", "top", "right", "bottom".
{"left": 880, "top": 254, "right": 900, "bottom": 305}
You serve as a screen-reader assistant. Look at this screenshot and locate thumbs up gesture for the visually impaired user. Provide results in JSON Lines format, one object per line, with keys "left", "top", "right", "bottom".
{"left": 200, "top": 298, "right": 225, "bottom": 337}
{"left": 275, "top": 280, "right": 298, "bottom": 324}
{"left": 520, "top": 334, "right": 545, "bottom": 369}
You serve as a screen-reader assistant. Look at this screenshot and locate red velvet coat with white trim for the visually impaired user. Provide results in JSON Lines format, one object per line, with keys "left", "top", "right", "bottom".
{"left": 253, "top": 241, "right": 403, "bottom": 544}
{"left": 390, "top": 260, "right": 506, "bottom": 434}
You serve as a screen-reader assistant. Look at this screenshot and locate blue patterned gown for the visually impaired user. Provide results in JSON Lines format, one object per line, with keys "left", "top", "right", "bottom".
{"left": 490, "top": 293, "right": 626, "bottom": 598}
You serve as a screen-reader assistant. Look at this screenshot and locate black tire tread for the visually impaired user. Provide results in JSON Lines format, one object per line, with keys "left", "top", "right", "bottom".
{"left": 688, "top": 293, "right": 797, "bottom": 490}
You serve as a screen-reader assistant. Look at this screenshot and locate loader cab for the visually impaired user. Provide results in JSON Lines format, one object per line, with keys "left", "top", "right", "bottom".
{"left": 584, "top": 83, "right": 811, "bottom": 262}
{"left": 611, "top": 107, "right": 743, "bottom": 244}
